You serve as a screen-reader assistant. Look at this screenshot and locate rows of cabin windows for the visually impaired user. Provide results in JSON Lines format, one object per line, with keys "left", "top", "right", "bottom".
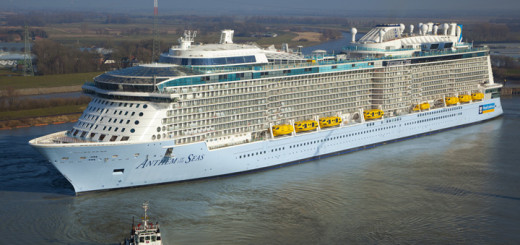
{"left": 405, "top": 113, "right": 460, "bottom": 126}
{"left": 70, "top": 98, "right": 150, "bottom": 142}
{"left": 237, "top": 125, "right": 404, "bottom": 159}
{"left": 164, "top": 57, "right": 484, "bottom": 146}
{"left": 165, "top": 70, "right": 373, "bottom": 145}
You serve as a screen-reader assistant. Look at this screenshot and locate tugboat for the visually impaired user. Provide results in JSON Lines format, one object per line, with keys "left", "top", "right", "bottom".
{"left": 123, "top": 202, "right": 162, "bottom": 245}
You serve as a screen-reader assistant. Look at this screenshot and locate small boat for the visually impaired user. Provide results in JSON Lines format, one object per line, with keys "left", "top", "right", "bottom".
{"left": 272, "top": 124, "right": 294, "bottom": 136}
{"left": 319, "top": 116, "right": 342, "bottom": 128}
{"left": 294, "top": 120, "right": 318, "bottom": 132}
{"left": 458, "top": 94, "right": 471, "bottom": 103}
{"left": 445, "top": 97, "right": 459, "bottom": 105}
{"left": 413, "top": 103, "right": 430, "bottom": 111}
{"left": 363, "top": 109, "right": 384, "bottom": 120}
{"left": 471, "top": 92, "right": 484, "bottom": 101}
{"left": 123, "top": 202, "right": 162, "bottom": 245}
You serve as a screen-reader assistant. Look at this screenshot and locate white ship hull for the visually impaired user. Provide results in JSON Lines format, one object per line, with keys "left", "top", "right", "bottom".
{"left": 31, "top": 98, "right": 503, "bottom": 193}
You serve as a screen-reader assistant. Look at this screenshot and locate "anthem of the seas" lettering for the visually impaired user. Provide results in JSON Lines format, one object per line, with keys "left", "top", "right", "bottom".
{"left": 135, "top": 154, "right": 205, "bottom": 169}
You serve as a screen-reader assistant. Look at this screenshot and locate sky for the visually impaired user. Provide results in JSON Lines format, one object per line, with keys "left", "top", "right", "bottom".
{"left": 5, "top": 0, "right": 520, "bottom": 16}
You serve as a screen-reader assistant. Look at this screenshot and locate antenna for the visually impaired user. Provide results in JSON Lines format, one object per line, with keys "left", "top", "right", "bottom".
{"left": 23, "top": 24, "right": 34, "bottom": 76}
{"left": 152, "top": 0, "right": 159, "bottom": 62}
{"left": 142, "top": 201, "right": 149, "bottom": 228}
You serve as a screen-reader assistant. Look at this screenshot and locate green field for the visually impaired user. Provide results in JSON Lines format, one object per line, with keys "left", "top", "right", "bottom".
{"left": 0, "top": 104, "right": 86, "bottom": 121}
{"left": 0, "top": 72, "right": 103, "bottom": 90}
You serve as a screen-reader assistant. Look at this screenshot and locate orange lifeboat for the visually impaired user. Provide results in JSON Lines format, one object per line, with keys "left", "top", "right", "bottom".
{"left": 445, "top": 97, "right": 459, "bottom": 105}
{"left": 363, "top": 109, "right": 384, "bottom": 120}
{"left": 272, "top": 124, "right": 294, "bottom": 136}
{"left": 294, "top": 120, "right": 318, "bottom": 132}
{"left": 319, "top": 116, "right": 342, "bottom": 128}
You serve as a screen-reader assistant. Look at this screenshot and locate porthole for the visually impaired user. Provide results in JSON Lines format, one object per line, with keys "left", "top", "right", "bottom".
{"left": 152, "top": 135, "right": 156, "bottom": 140}
{"left": 157, "top": 127, "right": 161, "bottom": 132}
{"left": 157, "top": 134, "right": 161, "bottom": 140}
{"left": 135, "top": 120, "right": 139, "bottom": 125}
{"left": 130, "top": 129, "right": 135, "bottom": 133}
{"left": 143, "top": 104, "right": 148, "bottom": 109}
{"left": 139, "top": 112, "right": 144, "bottom": 117}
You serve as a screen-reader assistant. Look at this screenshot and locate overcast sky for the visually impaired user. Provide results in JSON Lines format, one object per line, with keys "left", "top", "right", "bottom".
{"left": 5, "top": 0, "right": 520, "bottom": 16}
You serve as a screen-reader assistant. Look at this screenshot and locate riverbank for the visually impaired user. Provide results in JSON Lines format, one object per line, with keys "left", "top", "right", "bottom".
{"left": 0, "top": 113, "right": 81, "bottom": 130}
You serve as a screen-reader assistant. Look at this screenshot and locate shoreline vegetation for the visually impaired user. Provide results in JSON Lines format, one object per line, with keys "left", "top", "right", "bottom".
{"left": 0, "top": 72, "right": 98, "bottom": 129}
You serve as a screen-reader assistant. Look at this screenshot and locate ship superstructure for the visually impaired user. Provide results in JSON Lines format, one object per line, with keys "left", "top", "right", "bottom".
{"left": 30, "top": 24, "right": 503, "bottom": 193}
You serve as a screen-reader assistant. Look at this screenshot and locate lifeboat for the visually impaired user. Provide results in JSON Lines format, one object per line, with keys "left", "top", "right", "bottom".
{"left": 319, "top": 116, "right": 342, "bottom": 128}
{"left": 413, "top": 103, "right": 430, "bottom": 111}
{"left": 458, "top": 94, "right": 471, "bottom": 103}
{"left": 363, "top": 109, "right": 384, "bottom": 120}
{"left": 294, "top": 120, "right": 318, "bottom": 132}
{"left": 471, "top": 92, "right": 484, "bottom": 101}
{"left": 272, "top": 124, "right": 294, "bottom": 136}
{"left": 445, "top": 97, "right": 459, "bottom": 105}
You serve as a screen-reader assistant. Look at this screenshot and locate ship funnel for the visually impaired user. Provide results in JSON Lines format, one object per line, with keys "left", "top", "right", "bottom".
{"left": 421, "top": 24, "right": 428, "bottom": 36}
{"left": 399, "top": 23, "right": 405, "bottom": 35}
{"left": 351, "top": 27, "right": 357, "bottom": 43}
{"left": 450, "top": 23, "right": 457, "bottom": 36}
{"left": 442, "top": 23, "right": 450, "bottom": 35}
{"left": 418, "top": 23, "right": 423, "bottom": 35}
{"left": 456, "top": 25, "right": 462, "bottom": 41}
{"left": 410, "top": 24, "right": 414, "bottom": 35}
{"left": 379, "top": 29, "right": 385, "bottom": 43}
{"left": 433, "top": 25, "right": 438, "bottom": 35}
{"left": 220, "top": 29, "right": 234, "bottom": 44}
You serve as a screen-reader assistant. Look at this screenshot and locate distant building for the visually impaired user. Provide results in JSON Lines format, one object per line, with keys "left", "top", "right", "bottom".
{"left": 0, "top": 43, "right": 35, "bottom": 69}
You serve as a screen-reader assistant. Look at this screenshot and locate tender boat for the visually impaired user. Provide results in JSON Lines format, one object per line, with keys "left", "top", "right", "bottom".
{"left": 445, "top": 97, "right": 459, "bottom": 105}
{"left": 472, "top": 92, "right": 484, "bottom": 101}
{"left": 458, "top": 94, "right": 472, "bottom": 103}
{"left": 294, "top": 120, "right": 318, "bottom": 132}
{"left": 319, "top": 116, "right": 342, "bottom": 128}
{"left": 413, "top": 103, "right": 430, "bottom": 111}
{"left": 363, "top": 109, "right": 384, "bottom": 120}
{"left": 272, "top": 124, "right": 294, "bottom": 136}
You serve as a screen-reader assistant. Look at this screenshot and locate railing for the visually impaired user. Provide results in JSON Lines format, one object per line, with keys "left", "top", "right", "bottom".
{"left": 343, "top": 46, "right": 416, "bottom": 52}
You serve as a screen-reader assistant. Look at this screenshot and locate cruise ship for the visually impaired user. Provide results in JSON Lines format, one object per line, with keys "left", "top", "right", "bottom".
{"left": 30, "top": 24, "right": 503, "bottom": 194}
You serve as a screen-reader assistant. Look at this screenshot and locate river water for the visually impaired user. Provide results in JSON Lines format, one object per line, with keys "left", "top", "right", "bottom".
{"left": 1, "top": 97, "right": 519, "bottom": 244}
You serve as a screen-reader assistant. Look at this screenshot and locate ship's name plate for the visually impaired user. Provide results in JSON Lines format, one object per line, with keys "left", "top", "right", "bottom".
{"left": 135, "top": 154, "right": 205, "bottom": 169}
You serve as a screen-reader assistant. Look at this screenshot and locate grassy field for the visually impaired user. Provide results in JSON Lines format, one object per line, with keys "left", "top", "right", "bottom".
{"left": 0, "top": 104, "right": 87, "bottom": 121}
{"left": 0, "top": 72, "right": 103, "bottom": 90}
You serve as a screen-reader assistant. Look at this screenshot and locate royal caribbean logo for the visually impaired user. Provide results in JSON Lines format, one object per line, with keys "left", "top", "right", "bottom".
{"left": 479, "top": 103, "right": 495, "bottom": 114}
